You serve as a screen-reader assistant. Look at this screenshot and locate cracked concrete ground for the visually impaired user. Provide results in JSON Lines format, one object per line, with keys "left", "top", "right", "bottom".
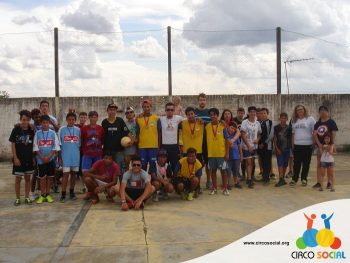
{"left": 1, "top": 154, "right": 349, "bottom": 263}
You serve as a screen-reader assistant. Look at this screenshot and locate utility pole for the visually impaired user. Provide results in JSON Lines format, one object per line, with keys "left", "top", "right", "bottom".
{"left": 276, "top": 27, "right": 281, "bottom": 95}
{"left": 167, "top": 26, "right": 172, "bottom": 100}
{"left": 54, "top": 27, "right": 60, "bottom": 119}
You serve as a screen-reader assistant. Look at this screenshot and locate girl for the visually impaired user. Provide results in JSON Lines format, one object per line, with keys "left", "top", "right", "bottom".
{"left": 220, "top": 109, "right": 234, "bottom": 128}
{"left": 319, "top": 133, "right": 336, "bottom": 192}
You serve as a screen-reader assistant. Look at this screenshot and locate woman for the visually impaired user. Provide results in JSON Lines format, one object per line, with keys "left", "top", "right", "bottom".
{"left": 289, "top": 105, "right": 316, "bottom": 186}
{"left": 220, "top": 109, "right": 234, "bottom": 127}
{"left": 312, "top": 105, "right": 338, "bottom": 189}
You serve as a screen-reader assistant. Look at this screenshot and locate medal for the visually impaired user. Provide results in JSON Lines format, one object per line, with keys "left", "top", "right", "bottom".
{"left": 188, "top": 163, "right": 195, "bottom": 177}
{"left": 212, "top": 123, "right": 219, "bottom": 141}
{"left": 144, "top": 116, "right": 150, "bottom": 129}
{"left": 67, "top": 126, "right": 75, "bottom": 143}
{"left": 189, "top": 121, "right": 196, "bottom": 140}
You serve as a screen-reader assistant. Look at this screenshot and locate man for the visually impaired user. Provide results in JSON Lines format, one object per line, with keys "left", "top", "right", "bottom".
{"left": 240, "top": 106, "right": 262, "bottom": 189}
{"left": 194, "top": 93, "right": 211, "bottom": 190}
{"left": 174, "top": 148, "right": 201, "bottom": 201}
{"left": 258, "top": 108, "right": 274, "bottom": 184}
{"left": 39, "top": 100, "right": 59, "bottom": 132}
{"left": 136, "top": 100, "right": 159, "bottom": 174}
{"left": 179, "top": 106, "right": 205, "bottom": 195}
{"left": 102, "top": 103, "right": 131, "bottom": 172}
{"left": 76, "top": 112, "right": 87, "bottom": 128}
{"left": 158, "top": 102, "right": 183, "bottom": 172}
{"left": 123, "top": 106, "right": 137, "bottom": 170}
{"left": 206, "top": 108, "right": 232, "bottom": 196}
{"left": 83, "top": 152, "right": 121, "bottom": 204}
{"left": 233, "top": 107, "right": 245, "bottom": 130}
{"left": 118, "top": 156, "right": 155, "bottom": 211}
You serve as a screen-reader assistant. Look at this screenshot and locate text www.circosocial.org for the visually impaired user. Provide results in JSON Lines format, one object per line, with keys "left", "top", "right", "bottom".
{"left": 243, "top": 241, "right": 290, "bottom": 246}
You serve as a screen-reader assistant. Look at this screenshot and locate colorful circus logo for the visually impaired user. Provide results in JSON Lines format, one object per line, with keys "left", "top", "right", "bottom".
{"left": 296, "top": 213, "right": 342, "bottom": 250}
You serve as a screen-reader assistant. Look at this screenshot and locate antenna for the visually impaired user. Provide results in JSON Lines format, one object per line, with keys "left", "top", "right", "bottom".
{"left": 284, "top": 58, "right": 314, "bottom": 95}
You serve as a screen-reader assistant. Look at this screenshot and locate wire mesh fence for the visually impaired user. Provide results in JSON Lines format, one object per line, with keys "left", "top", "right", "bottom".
{"left": 0, "top": 27, "right": 349, "bottom": 97}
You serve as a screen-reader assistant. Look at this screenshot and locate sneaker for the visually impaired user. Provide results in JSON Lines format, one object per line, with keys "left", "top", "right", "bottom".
{"left": 289, "top": 180, "right": 296, "bottom": 186}
{"left": 223, "top": 188, "right": 230, "bottom": 196}
{"left": 60, "top": 195, "right": 66, "bottom": 203}
{"left": 14, "top": 198, "right": 20, "bottom": 206}
{"left": 234, "top": 183, "right": 242, "bottom": 189}
{"left": 24, "top": 198, "right": 32, "bottom": 205}
{"left": 209, "top": 189, "right": 217, "bottom": 195}
{"left": 275, "top": 179, "right": 287, "bottom": 187}
{"left": 187, "top": 192, "right": 194, "bottom": 201}
{"left": 180, "top": 192, "right": 187, "bottom": 200}
{"left": 227, "top": 185, "right": 232, "bottom": 190}
{"left": 206, "top": 181, "right": 213, "bottom": 190}
{"left": 270, "top": 173, "right": 276, "bottom": 179}
{"left": 248, "top": 180, "right": 254, "bottom": 189}
{"left": 162, "top": 191, "right": 169, "bottom": 200}
{"left": 197, "top": 187, "right": 203, "bottom": 194}
{"left": 37, "top": 195, "right": 45, "bottom": 204}
{"left": 286, "top": 171, "right": 293, "bottom": 178}
{"left": 46, "top": 194, "right": 54, "bottom": 203}
{"left": 29, "top": 192, "right": 36, "bottom": 201}
{"left": 53, "top": 184, "right": 59, "bottom": 193}
{"left": 152, "top": 193, "right": 159, "bottom": 202}
{"left": 312, "top": 183, "right": 321, "bottom": 189}
{"left": 69, "top": 192, "right": 77, "bottom": 201}
{"left": 301, "top": 180, "right": 307, "bottom": 186}
{"left": 326, "top": 182, "right": 332, "bottom": 189}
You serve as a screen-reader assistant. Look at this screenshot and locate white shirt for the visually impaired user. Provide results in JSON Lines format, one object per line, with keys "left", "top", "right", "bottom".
{"left": 241, "top": 119, "right": 262, "bottom": 150}
{"left": 159, "top": 115, "right": 183, "bottom": 145}
{"left": 292, "top": 117, "right": 316, "bottom": 145}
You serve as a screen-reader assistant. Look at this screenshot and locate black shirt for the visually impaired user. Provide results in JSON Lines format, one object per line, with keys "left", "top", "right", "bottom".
{"left": 9, "top": 126, "right": 35, "bottom": 163}
{"left": 274, "top": 124, "right": 292, "bottom": 151}
{"left": 314, "top": 119, "right": 338, "bottom": 144}
{"left": 102, "top": 117, "right": 129, "bottom": 153}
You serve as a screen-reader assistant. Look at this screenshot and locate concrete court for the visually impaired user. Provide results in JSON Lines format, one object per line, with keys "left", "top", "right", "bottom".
{"left": 0, "top": 154, "right": 349, "bottom": 263}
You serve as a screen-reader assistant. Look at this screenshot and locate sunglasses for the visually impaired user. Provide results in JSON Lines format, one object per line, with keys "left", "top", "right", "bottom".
{"left": 132, "top": 163, "right": 141, "bottom": 167}
{"left": 166, "top": 108, "right": 174, "bottom": 112}
{"left": 125, "top": 111, "right": 134, "bottom": 115}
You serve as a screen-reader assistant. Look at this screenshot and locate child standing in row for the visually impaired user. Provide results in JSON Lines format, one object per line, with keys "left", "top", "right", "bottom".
{"left": 9, "top": 110, "right": 35, "bottom": 206}
{"left": 319, "top": 133, "right": 336, "bottom": 192}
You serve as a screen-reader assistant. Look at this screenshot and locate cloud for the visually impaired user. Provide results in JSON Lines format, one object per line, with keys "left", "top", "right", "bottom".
{"left": 130, "top": 36, "right": 166, "bottom": 58}
{"left": 12, "top": 15, "right": 40, "bottom": 25}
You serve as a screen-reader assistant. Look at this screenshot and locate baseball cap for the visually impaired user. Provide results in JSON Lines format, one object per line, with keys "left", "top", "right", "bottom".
{"left": 107, "top": 103, "right": 118, "bottom": 110}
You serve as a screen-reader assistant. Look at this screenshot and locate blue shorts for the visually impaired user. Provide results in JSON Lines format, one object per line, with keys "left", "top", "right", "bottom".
{"left": 243, "top": 149, "right": 257, "bottom": 159}
{"left": 226, "top": 159, "right": 240, "bottom": 177}
{"left": 320, "top": 162, "right": 335, "bottom": 168}
{"left": 81, "top": 155, "right": 102, "bottom": 171}
{"left": 276, "top": 149, "right": 290, "bottom": 168}
{"left": 208, "top": 157, "right": 227, "bottom": 170}
{"left": 139, "top": 148, "right": 157, "bottom": 173}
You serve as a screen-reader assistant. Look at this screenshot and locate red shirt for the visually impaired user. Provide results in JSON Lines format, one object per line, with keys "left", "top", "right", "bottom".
{"left": 81, "top": 125, "right": 104, "bottom": 157}
{"left": 92, "top": 160, "right": 120, "bottom": 183}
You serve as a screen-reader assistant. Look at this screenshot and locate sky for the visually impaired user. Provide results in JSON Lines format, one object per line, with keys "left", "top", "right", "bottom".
{"left": 0, "top": 0, "right": 349, "bottom": 97}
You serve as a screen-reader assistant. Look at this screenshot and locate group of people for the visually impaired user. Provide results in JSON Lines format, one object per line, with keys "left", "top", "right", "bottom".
{"left": 9, "top": 93, "right": 338, "bottom": 210}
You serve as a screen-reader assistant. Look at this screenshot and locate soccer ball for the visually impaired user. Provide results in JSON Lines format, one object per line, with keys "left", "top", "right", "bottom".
{"left": 121, "top": 136, "right": 132, "bottom": 147}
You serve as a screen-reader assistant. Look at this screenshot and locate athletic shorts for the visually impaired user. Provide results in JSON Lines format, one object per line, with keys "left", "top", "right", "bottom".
{"left": 62, "top": 166, "right": 79, "bottom": 173}
{"left": 208, "top": 157, "right": 227, "bottom": 170}
{"left": 12, "top": 162, "right": 34, "bottom": 176}
{"left": 174, "top": 177, "right": 192, "bottom": 191}
{"left": 226, "top": 159, "right": 240, "bottom": 177}
{"left": 81, "top": 155, "right": 102, "bottom": 171}
{"left": 243, "top": 149, "right": 257, "bottom": 159}
{"left": 125, "top": 187, "right": 145, "bottom": 201}
{"left": 276, "top": 149, "right": 290, "bottom": 168}
{"left": 139, "top": 148, "right": 157, "bottom": 173}
{"left": 320, "top": 162, "right": 335, "bottom": 168}
{"left": 37, "top": 161, "right": 55, "bottom": 178}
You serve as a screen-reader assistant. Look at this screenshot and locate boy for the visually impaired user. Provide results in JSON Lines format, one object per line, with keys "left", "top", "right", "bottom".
{"left": 83, "top": 152, "right": 121, "bottom": 204}
{"left": 9, "top": 110, "right": 35, "bottom": 205}
{"left": 224, "top": 121, "right": 243, "bottom": 189}
{"left": 274, "top": 113, "right": 292, "bottom": 187}
{"left": 174, "top": 148, "right": 201, "bottom": 201}
{"left": 151, "top": 149, "right": 174, "bottom": 202}
{"left": 240, "top": 106, "right": 262, "bottom": 189}
{"left": 76, "top": 112, "right": 87, "bottom": 128}
{"left": 58, "top": 112, "right": 81, "bottom": 202}
{"left": 81, "top": 111, "right": 105, "bottom": 171}
{"left": 206, "top": 108, "right": 234, "bottom": 195}
{"left": 124, "top": 106, "right": 137, "bottom": 170}
{"left": 33, "top": 115, "right": 60, "bottom": 204}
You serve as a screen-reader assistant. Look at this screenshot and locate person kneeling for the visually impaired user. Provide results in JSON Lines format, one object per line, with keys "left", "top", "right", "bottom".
{"left": 174, "top": 148, "right": 202, "bottom": 201}
{"left": 83, "top": 151, "right": 121, "bottom": 204}
{"left": 151, "top": 149, "right": 174, "bottom": 202}
{"left": 118, "top": 156, "right": 155, "bottom": 211}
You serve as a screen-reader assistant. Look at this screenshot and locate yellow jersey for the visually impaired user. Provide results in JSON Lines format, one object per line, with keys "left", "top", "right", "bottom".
{"left": 179, "top": 119, "right": 204, "bottom": 154}
{"left": 176, "top": 157, "right": 203, "bottom": 178}
{"left": 136, "top": 114, "right": 159, "bottom": 149}
{"left": 205, "top": 122, "right": 226, "bottom": 157}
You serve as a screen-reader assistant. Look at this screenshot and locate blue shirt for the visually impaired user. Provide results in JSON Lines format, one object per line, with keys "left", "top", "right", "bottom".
{"left": 33, "top": 129, "right": 60, "bottom": 164}
{"left": 58, "top": 126, "right": 81, "bottom": 167}
{"left": 224, "top": 129, "right": 241, "bottom": 160}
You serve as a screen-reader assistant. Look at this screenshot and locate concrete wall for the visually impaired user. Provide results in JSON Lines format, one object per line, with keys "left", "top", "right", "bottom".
{"left": 0, "top": 94, "right": 349, "bottom": 160}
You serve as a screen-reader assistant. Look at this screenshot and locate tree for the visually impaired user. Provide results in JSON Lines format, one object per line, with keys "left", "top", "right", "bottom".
{"left": 0, "top": 91, "right": 9, "bottom": 99}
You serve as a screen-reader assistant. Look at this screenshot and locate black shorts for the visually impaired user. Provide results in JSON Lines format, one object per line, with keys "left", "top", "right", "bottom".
{"left": 12, "top": 162, "right": 34, "bottom": 176}
{"left": 37, "top": 161, "right": 55, "bottom": 178}
{"left": 126, "top": 188, "right": 145, "bottom": 201}
{"left": 174, "top": 177, "right": 192, "bottom": 191}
